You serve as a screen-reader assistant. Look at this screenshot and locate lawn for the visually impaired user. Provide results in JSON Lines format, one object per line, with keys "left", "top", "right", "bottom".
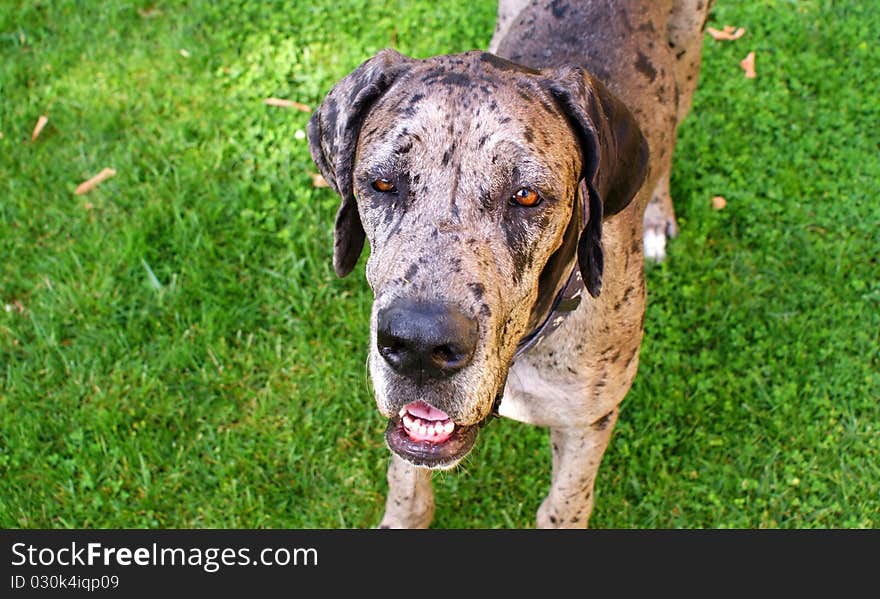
{"left": 1, "top": 0, "right": 877, "bottom": 528}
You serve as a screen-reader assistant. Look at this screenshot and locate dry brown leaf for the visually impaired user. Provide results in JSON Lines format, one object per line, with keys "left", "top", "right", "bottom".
{"left": 711, "top": 195, "right": 727, "bottom": 210}
{"left": 740, "top": 51, "right": 756, "bottom": 78}
{"left": 31, "top": 115, "right": 48, "bottom": 141}
{"left": 264, "top": 98, "right": 311, "bottom": 112}
{"left": 310, "top": 173, "right": 330, "bottom": 188}
{"left": 137, "top": 7, "right": 163, "bottom": 18}
{"left": 75, "top": 168, "right": 117, "bottom": 195}
{"left": 707, "top": 25, "right": 745, "bottom": 41}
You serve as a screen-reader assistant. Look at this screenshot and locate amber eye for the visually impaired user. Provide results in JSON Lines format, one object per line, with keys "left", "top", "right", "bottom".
{"left": 510, "top": 187, "right": 541, "bottom": 207}
{"left": 371, "top": 178, "right": 397, "bottom": 193}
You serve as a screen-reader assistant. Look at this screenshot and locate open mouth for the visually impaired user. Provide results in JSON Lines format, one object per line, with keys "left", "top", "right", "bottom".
{"left": 384, "top": 400, "right": 479, "bottom": 469}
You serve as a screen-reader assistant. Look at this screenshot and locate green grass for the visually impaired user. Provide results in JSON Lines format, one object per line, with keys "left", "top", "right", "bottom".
{"left": 1, "top": 0, "right": 877, "bottom": 528}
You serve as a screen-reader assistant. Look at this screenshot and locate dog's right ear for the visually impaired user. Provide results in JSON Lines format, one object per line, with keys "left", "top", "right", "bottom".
{"left": 543, "top": 66, "right": 649, "bottom": 297}
{"left": 307, "top": 49, "right": 414, "bottom": 277}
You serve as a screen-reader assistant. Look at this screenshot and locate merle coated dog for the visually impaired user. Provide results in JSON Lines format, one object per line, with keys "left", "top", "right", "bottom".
{"left": 308, "top": 0, "right": 712, "bottom": 527}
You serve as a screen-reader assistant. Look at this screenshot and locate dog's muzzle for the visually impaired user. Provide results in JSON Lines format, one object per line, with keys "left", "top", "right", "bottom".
{"left": 377, "top": 299, "right": 483, "bottom": 468}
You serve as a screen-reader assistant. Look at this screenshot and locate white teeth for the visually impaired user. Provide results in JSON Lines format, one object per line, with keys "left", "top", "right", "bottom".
{"left": 400, "top": 408, "right": 455, "bottom": 439}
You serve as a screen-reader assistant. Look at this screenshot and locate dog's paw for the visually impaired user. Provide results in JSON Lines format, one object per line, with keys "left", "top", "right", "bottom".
{"left": 643, "top": 215, "right": 679, "bottom": 262}
{"left": 643, "top": 180, "right": 679, "bottom": 262}
{"left": 643, "top": 224, "right": 668, "bottom": 262}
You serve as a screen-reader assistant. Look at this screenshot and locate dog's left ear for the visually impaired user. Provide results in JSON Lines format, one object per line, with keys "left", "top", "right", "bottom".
{"left": 307, "top": 49, "right": 415, "bottom": 277}
{"left": 544, "top": 66, "right": 649, "bottom": 297}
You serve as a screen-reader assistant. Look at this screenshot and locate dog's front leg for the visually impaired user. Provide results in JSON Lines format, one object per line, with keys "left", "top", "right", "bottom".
{"left": 378, "top": 454, "right": 435, "bottom": 528}
{"left": 537, "top": 409, "right": 620, "bottom": 528}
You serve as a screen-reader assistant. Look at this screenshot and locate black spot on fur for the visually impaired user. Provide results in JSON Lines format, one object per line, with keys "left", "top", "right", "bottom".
{"left": 635, "top": 51, "right": 657, "bottom": 82}
{"left": 405, "top": 263, "right": 419, "bottom": 281}
{"left": 592, "top": 410, "right": 615, "bottom": 431}
{"left": 436, "top": 72, "right": 471, "bottom": 87}
{"left": 403, "top": 93, "right": 425, "bottom": 117}
{"left": 478, "top": 187, "right": 492, "bottom": 211}
{"left": 419, "top": 66, "right": 446, "bottom": 83}
{"left": 549, "top": 0, "right": 567, "bottom": 19}
{"left": 450, "top": 256, "right": 462, "bottom": 273}
{"left": 394, "top": 138, "right": 413, "bottom": 156}
{"left": 503, "top": 223, "right": 532, "bottom": 284}
{"left": 516, "top": 88, "right": 534, "bottom": 105}
{"left": 442, "top": 148, "right": 452, "bottom": 166}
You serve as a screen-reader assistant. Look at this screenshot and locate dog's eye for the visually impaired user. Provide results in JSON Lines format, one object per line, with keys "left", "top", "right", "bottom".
{"left": 372, "top": 178, "right": 397, "bottom": 193}
{"left": 509, "top": 187, "right": 542, "bottom": 207}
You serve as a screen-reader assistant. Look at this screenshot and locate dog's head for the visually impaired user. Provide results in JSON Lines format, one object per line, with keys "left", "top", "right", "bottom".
{"left": 308, "top": 50, "right": 647, "bottom": 469}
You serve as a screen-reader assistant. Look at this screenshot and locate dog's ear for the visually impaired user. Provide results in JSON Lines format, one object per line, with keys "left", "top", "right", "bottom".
{"left": 544, "top": 66, "right": 649, "bottom": 297}
{"left": 307, "top": 49, "right": 414, "bottom": 277}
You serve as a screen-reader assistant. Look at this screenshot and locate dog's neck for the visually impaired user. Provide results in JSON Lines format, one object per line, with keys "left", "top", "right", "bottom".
{"left": 513, "top": 181, "right": 588, "bottom": 361}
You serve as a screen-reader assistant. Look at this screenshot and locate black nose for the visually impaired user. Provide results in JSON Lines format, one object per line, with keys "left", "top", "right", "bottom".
{"left": 376, "top": 299, "right": 478, "bottom": 380}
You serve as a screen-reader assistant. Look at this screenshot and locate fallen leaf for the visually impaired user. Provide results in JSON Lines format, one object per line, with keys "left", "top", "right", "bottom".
{"left": 179, "top": 48, "right": 191, "bottom": 58}
{"left": 740, "top": 51, "right": 756, "bottom": 78}
{"left": 75, "top": 168, "right": 117, "bottom": 195}
{"left": 31, "top": 115, "right": 48, "bottom": 141}
{"left": 310, "top": 173, "right": 329, "bottom": 188}
{"left": 707, "top": 25, "right": 746, "bottom": 41}
{"left": 264, "top": 98, "right": 311, "bottom": 112}
{"left": 137, "top": 7, "right": 163, "bottom": 18}
{"left": 711, "top": 195, "right": 727, "bottom": 210}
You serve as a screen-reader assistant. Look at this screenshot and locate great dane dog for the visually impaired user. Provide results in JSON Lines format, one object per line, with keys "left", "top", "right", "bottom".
{"left": 308, "top": 0, "right": 713, "bottom": 527}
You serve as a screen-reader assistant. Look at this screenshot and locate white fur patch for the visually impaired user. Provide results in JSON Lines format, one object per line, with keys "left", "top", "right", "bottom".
{"left": 498, "top": 359, "right": 591, "bottom": 427}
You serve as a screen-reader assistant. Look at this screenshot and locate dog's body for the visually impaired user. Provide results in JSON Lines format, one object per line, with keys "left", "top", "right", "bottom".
{"left": 308, "top": 0, "right": 712, "bottom": 527}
